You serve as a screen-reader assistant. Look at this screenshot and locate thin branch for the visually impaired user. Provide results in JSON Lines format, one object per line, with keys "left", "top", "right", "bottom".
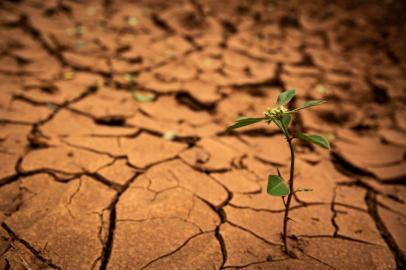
{"left": 281, "top": 120, "right": 295, "bottom": 256}
{"left": 281, "top": 196, "right": 287, "bottom": 208}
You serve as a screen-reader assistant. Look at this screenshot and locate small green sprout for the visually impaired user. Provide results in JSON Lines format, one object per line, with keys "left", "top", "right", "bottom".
{"left": 162, "top": 131, "right": 177, "bottom": 141}
{"left": 165, "top": 49, "right": 174, "bottom": 58}
{"left": 75, "top": 40, "right": 86, "bottom": 49}
{"left": 203, "top": 58, "right": 213, "bottom": 67}
{"left": 316, "top": 84, "right": 328, "bottom": 94}
{"left": 124, "top": 73, "right": 155, "bottom": 102}
{"left": 127, "top": 16, "right": 139, "bottom": 26}
{"left": 228, "top": 89, "right": 330, "bottom": 256}
{"left": 63, "top": 71, "right": 74, "bottom": 80}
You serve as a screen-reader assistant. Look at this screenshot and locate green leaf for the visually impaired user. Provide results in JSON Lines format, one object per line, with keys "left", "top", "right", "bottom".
{"left": 297, "top": 133, "right": 330, "bottom": 149}
{"left": 292, "top": 100, "right": 326, "bottom": 112}
{"left": 267, "top": 175, "right": 290, "bottom": 196}
{"left": 134, "top": 94, "right": 155, "bottom": 102}
{"left": 228, "top": 117, "right": 265, "bottom": 130}
{"left": 131, "top": 90, "right": 155, "bottom": 102}
{"left": 277, "top": 89, "right": 296, "bottom": 106}
{"left": 272, "top": 114, "right": 291, "bottom": 136}
{"left": 272, "top": 118, "right": 285, "bottom": 135}
{"left": 281, "top": 114, "right": 292, "bottom": 128}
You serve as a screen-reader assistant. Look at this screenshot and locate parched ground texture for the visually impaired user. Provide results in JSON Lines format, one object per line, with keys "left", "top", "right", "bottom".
{"left": 0, "top": 0, "right": 406, "bottom": 269}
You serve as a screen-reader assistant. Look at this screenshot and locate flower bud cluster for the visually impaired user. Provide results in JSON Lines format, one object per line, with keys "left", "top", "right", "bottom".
{"left": 264, "top": 105, "right": 288, "bottom": 119}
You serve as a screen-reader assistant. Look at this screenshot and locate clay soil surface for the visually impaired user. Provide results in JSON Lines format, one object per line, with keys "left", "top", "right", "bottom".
{"left": 0, "top": 0, "right": 405, "bottom": 269}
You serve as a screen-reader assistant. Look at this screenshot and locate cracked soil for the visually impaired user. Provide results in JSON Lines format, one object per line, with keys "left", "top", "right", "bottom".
{"left": 0, "top": 0, "right": 405, "bottom": 269}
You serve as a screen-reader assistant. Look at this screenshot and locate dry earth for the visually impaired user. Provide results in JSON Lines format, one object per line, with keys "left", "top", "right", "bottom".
{"left": 0, "top": 0, "right": 405, "bottom": 269}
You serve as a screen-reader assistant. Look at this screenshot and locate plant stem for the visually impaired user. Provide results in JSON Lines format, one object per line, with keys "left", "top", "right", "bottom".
{"left": 282, "top": 136, "right": 295, "bottom": 255}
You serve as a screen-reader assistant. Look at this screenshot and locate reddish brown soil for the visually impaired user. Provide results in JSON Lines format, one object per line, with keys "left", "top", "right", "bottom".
{"left": 0, "top": 0, "right": 405, "bottom": 269}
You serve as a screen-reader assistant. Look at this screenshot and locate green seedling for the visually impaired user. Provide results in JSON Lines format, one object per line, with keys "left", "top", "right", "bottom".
{"left": 75, "top": 40, "right": 86, "bottom": 49}
{"left": 66, "top": 25, "right": 86, "bottom": 36}
{"left": 162, "top": 131, "right": 177, "bottom": 141}
{"left": 228, "top": 89, "right": 330, "bottom": 255}
{"left": 127, "top": 16, "right": 139, "bottom": 26}
{"left": 124, "top": 73, "right": 155, "bottom": 102}
{"left": 63, "top": 70, "right": 75, "bottom": 80}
